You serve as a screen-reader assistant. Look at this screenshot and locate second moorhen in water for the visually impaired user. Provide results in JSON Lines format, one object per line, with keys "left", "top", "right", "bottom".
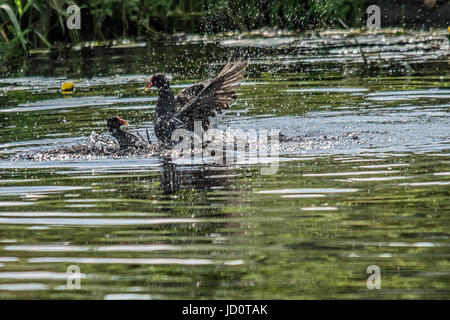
{"left": 145, "top": 60, "right": 248, "bottom": 144}
{"left": 107, "top": 116, "right": 143, "bottom": 150}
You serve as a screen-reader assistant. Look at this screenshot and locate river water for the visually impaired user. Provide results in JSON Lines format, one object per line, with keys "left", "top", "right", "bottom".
{"left": 0, "top": 31, "right": 449, "bottom": 299}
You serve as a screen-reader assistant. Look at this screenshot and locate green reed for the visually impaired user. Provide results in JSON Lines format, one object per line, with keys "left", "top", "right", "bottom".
{"left": 0, "top": 0, "right": 366, "bottom": 56}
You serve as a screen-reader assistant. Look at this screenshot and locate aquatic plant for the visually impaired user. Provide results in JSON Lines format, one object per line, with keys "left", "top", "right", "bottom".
{"left": 0, "top": 0, "right": 367, "bottom": 56}
{"left": 0, "top": 0, "right": 50, "bottom": 56}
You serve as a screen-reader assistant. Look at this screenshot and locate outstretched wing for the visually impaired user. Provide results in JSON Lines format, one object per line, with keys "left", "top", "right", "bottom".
{"left": 175, "top": 60, "right": 248, "bottom": 131}
{"left": 176, "top": 82, "right": 207, "bottom": 108}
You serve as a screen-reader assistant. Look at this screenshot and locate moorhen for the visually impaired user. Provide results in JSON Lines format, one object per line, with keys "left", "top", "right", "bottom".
{"left": 107, "top": 116, "right": 143, "bottom": 150}
{"left": 145, "top": 60, "right": 248, "bottom": 144}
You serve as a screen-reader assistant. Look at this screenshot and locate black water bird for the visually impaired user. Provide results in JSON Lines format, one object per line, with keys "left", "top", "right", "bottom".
{"left": 145, "top": 60, "right": 248, "bottom": 144}
{"left": 107, "top": 116, "right": 143, "bottom": 150}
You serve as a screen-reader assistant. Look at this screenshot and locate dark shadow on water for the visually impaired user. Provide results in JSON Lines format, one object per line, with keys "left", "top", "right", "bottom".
{"left": 159, "top": 158, "right": 236, "bottom": 195}
{"left": 160, "top": 159, "right": 181, "bottom": 194}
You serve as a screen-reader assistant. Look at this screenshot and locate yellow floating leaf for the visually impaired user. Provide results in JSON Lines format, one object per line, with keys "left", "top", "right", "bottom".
{"left": 61, "top": 81, "right": 74, "bottom": 92}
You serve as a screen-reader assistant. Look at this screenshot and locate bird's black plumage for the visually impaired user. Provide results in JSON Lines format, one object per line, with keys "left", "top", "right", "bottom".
{"left": 147, "top": 61, "right": 248, "bottom": 144}
{"left": 107, "top": 116, "right": 142, "bottom": 150}
{"left": 151, "top": 74, "right": 184, "bottom": 144}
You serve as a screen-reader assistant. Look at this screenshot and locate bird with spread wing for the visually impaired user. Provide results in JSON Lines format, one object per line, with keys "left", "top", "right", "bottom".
{"left": 144, "top": 60, "right": 248, "bottom": 144}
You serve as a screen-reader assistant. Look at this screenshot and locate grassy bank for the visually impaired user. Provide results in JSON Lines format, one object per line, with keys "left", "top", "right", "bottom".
{"left": 1, "top": 0, "right": 366, "bottom": 56}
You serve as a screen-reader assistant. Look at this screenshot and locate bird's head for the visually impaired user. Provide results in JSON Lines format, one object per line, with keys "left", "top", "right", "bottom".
{"left": 107, "top": 116, "right": 129, "bottom": 132}
{"left": 145, "top": 73, "right": 168, "bottom": 92}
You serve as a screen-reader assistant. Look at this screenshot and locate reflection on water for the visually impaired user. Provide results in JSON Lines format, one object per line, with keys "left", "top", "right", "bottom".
{"left": 0, "top": 32, "right": 449, "bottom": 299}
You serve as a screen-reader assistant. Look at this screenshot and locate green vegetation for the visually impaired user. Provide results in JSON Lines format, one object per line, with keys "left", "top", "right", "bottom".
{"left": 1, "top": 0, "right": 366, "bottom": 56}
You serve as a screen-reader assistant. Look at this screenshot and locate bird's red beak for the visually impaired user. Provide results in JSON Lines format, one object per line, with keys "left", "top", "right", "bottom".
{"left": 144, "top": 75, "right": 154, "bottom": 92}
{"left": 116, "top": 116, "right": 129, "bottom": 125}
